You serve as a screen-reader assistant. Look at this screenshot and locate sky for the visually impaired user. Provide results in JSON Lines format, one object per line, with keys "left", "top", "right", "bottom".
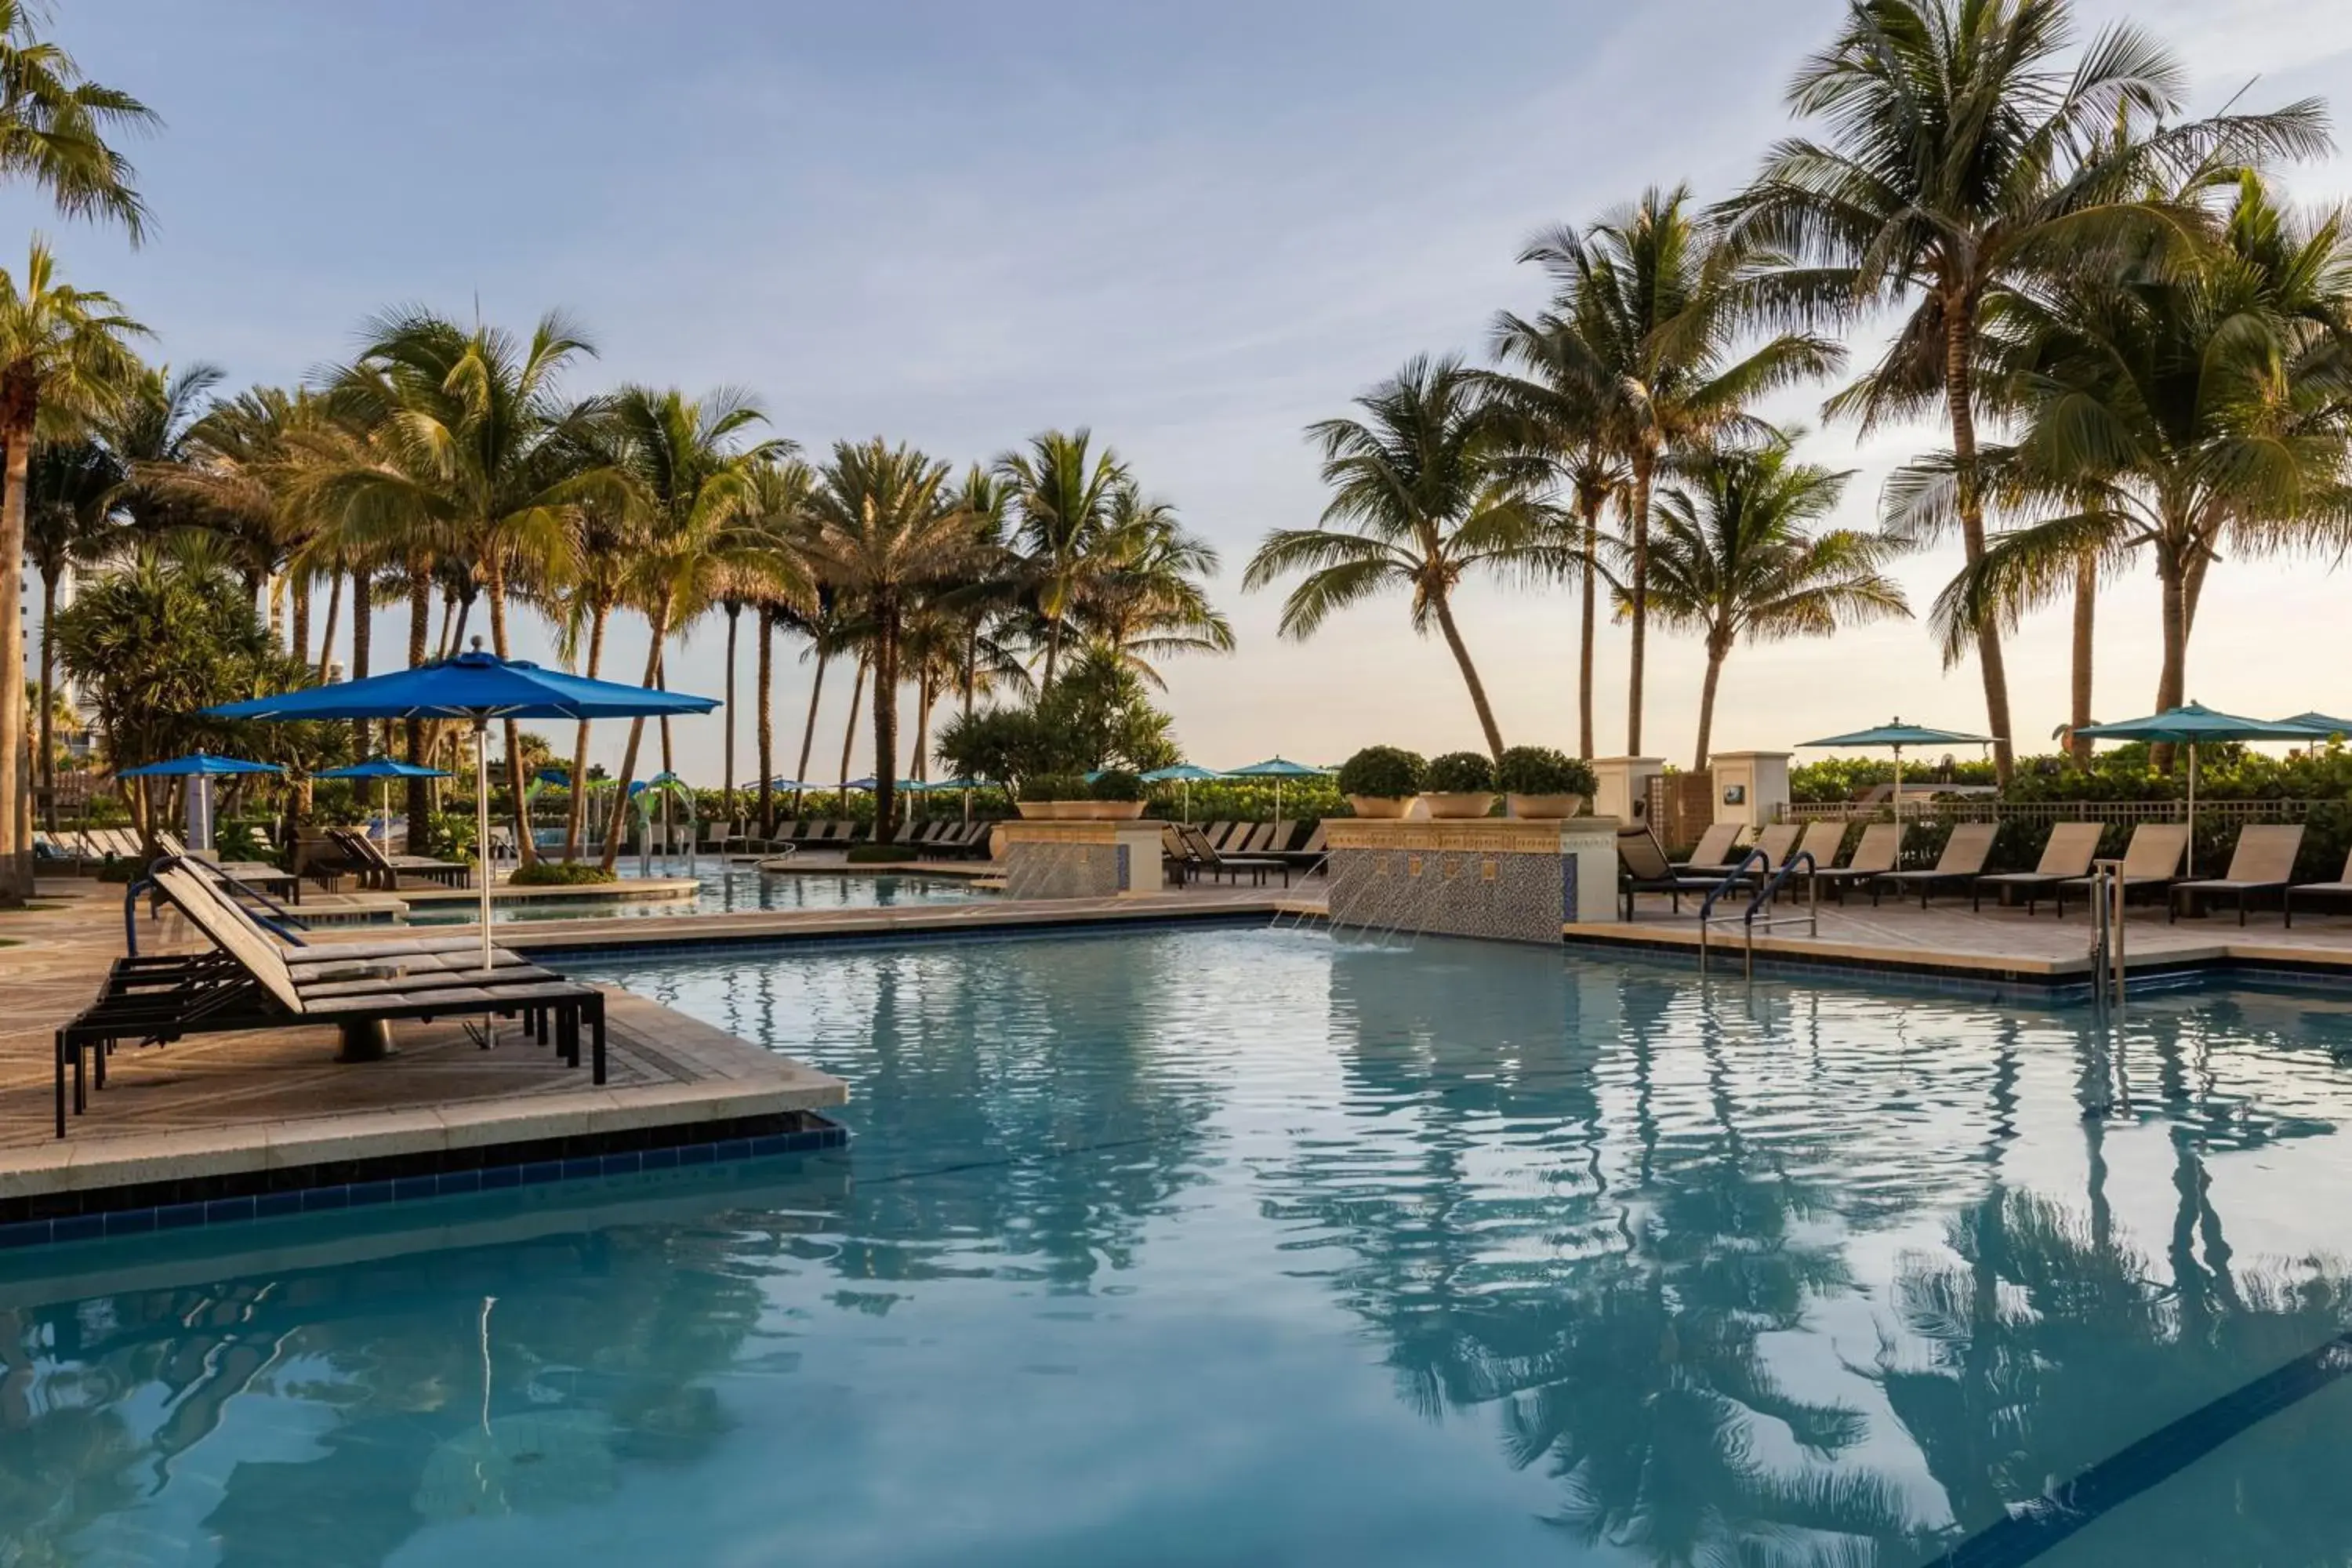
{"left": 15, "top": 0, "right": 2352, "bottom": 782}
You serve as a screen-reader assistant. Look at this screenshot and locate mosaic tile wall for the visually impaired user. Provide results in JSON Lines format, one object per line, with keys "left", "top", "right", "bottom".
{"left": 1004, "top": 840, "right": 1121, "bottom": 899}
{"left": 1327, "top": 844, "right": 1574, "bottom": 945}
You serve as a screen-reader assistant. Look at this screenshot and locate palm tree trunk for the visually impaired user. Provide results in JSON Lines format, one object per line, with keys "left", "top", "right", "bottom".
{"left": 1041, "top": 617, "right": 1062, "bottom": 697}
{"left": 839, "top": 656, "right": 866, "bottom": 798}
{"left": 2070, "top": 554, "right": 2096, "bottom": 768}
{"left": 1944, "top": 297, "right": 2016, "bottom": 786}
{"left": 1693, "top": 641, "right": 1726, "bottom": 772}
{"left": 1578, "top": 495, "right": 1599, "bottom": 760}
{"left": 874, "top": 608, "right": 902, "bottom": 837}
{"left": 37, "top": 567, "right": 58, "bottom": 833}
{"left": 2154, "top": 551, "right": 2190, "bottom": 775}
{"left": 404, "top": 562, "right": 431, "bottom": 844}
{"left": 1429, "top": 591, "right": 1504, "bottom": 760}
{"left": 795, "top": 645, "right": 828, "bottom": 818}
{"left": 562, "top": 602, "right": 609, "bottom": 861}
{"left": 484, "top": 562, "right": 535, "bottom": 867}
{"left": 314, "top": 572, "right": 343, "bottom": 683}
{"left": 598, "top": 607, "right": 670, "bottom": 873}
{"left": 912, "top": 673, "right": 934, "bottom": 783}
{"left": 756, "top": 607, "right": 776, "bottom": 835}
{"left": 0, "top": 405, "right": 31, "bottom": 902}
{"left": 721, "top": 602, "right": 739, "bottom": 806}
{"left": 350, "top": 568, "right": 373, "bottom": 755}
{"left": 290, "top": 574, "right": 310, "bottom": 670}
{"left": 1625, "top": 452, "right": 1653, "bottom": 757}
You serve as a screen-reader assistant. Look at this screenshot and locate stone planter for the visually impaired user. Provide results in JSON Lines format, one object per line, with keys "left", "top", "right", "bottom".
{"left": 1419, "top": 792, "right": 1497, "bottom": 820}
{"left": 1347, "top": 795, "right": 1414, "bottom": 819}
{"left": 1092, "top": 800, "right": 1148, "bottom": 821}
{"left": 1013, "top": 800, "right": 1063, "bottom": 820}
{"left": 1507, "top": 793, "right": 1587, "bottom": 820}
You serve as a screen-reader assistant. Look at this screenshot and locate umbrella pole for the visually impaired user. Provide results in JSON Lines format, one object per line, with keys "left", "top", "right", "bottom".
{"left": 475, "top": 720, "right": 493, "bottom": 977}
{"left": 2187, "top": 743, "right": 2198, "bottom": 878}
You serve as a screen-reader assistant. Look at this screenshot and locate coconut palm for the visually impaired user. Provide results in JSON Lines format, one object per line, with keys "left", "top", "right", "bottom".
{"left": 1243, "top": 354, "right": 1565, "bottom": 760}
{"left": 1074, "top": 485, "right": 1232, "bottom": 688}
{"left": 594, "top": 387, "right": 793, "bottom": 870}
{"left": 800, "top": 439, "right": 975, "bottom": 836}
{"left": 1497, "top": 189, "right": 1843, "bottom": 756}
{"left": 735, "top": 458, "right": 815, "bottom": 837}
{"left": 545, "top": 442, "right": 641, "bottom": 859}
{"left": 1642, "top": 438, "right": 1910, "bottom": 769}
{"left": 25, "top": 430, "right": 121, "bottom": 826}
{"left": 995, "top": 428, "right": 1128, "bottom": 695}
{"left": 0, "top": 240, "right": 145, "bottom": 899}
{"left": 1914, "top": 171, "right": 2352, "bottom": 753}
{"left": 0, "top": 1, "right": 157, "bottom": 239}
{"left": 1722, "top": 0, "right": 2328, "bottom": 781}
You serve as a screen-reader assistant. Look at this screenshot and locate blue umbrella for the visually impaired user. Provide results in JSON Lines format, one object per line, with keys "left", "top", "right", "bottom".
{"left": 1223, "top": 757, "right": 1331, "bottom": 833}
{"left": 118, "top": 753, "right": 282, "bottom": 856}
{"left": 209, "top": 644, "right": 717, "bottom": 968}
{"left": 1799, "top": 717, "right": 1991, "bottom": 822}
{"left": 2075, "top": 702, "right": 2318, "bottom": 874}
{"left": 2280, "top": 712, "right": 2352, "bottom": 739}
{"left": 317, "top": 755, "right": 454, "bottom": 844}
{"left": 842, "top": 777, "right": 928, "bottom": 792}
{"left": 1141, "top": 763, "right": 1224, "bottom": 824}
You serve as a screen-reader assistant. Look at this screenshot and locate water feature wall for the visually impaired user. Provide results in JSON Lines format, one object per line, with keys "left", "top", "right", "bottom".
{"left": 999, "top": 819, "right": 1171, "bottom": 899}
{"left": 1323, "top": 818, "right": 1621, "bottom": 944}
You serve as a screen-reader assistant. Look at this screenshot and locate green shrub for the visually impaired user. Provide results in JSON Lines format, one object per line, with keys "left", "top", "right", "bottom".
{"left": 1090, "top": 768, "right": 1144, "bottom": 802}
{"left": 508, "top": 859, "right": 617, "bottom": 887}
{"left": 846, "top": 843, "right": 920, "bottom": 864}
{"left": 1025, "top": 771, "right": 1088, "bottom": 801}
{"left": 1495, "top": 746, "right": 1595, "bottom": 797}
{"left": 1424, "top": 751, "right": 1495, "bottom": 793}
{"left": 1337, "top": 746, "right": 1425, "bottom": 798}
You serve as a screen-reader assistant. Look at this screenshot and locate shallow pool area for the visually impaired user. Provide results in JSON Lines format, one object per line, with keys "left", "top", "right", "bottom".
{"left": 10, "top": 927, "right": 2352, "bottom": 1565}
{"left": 400, "top": 865, "right": 992, "bottom": 923}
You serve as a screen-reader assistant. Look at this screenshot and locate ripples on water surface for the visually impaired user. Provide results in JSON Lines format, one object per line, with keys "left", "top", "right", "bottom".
{"left": 10, "top": 927, "right": 2352, "bottom": 1565}
{"left": 401, "top": 867, "right": 988, "bottom": 923}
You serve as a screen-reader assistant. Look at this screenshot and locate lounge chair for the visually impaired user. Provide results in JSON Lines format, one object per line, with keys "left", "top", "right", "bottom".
{"left": 1617, "top": 828, "right": 1728, "bottom": 917}
{"left": 1806, "top": 822, "right": 1900, "bottom": 904}
{"left": 1773, "top": 820, "right": 1849, "bottom": 900}
{"left": 1868, "top": 822, "right": 1998, "bottom": 908}
{"left": 2169, "top": 823, "right": 2304, "bottom": 925}
{"left": 2285, "top": 844, "right": 2352, "bottom": 927}
{"left": 329, "top": 826, "right": 471, "bottom": 891}
{"left": 1279, "top": 823, "right": 1330, "bottom": 874}
{"left": 56, "top": 860, "right": 604, "bottom": 1138}
{"left": 1200, "top": 822, "right": 1235, "bottom": 851}
{"left": 1178, "top": 824, "right": 1289, "bottom": 887}
{"left": 2056, "top": 823, "right": 2188, "bottom": 916}
{"left": 1675, "top": 822, "right": 1744, "bottom": 876}
{"left": 1973, "top": 822, "right": 2103, "bottom": 915}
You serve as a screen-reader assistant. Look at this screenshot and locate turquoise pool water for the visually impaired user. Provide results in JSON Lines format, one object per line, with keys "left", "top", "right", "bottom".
{"left": 10, "top": 928, "right": 2352, "bottom": 1564}
{"left": 400, "top": 866, "right": 990, "bottom": 923}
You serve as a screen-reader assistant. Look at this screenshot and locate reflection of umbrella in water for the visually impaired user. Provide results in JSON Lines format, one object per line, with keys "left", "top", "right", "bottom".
{"left": 1142, "top": 763, "right": 1222, "bottom": 824}
{"left": 2075, "top": 701, "right": 2318, "bottom": 876}
{"left": 415, "top": 1293, "right": 618, "bottom": 1522}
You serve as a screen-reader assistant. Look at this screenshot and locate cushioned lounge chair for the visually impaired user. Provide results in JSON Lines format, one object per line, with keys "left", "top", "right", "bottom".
{"left": 1973, "top": 821, "right": 2103, "bottom": 915}
{"left": 1869, "top": 822, "right": 1997, "bottom": 908}
{"left": 2169, "top": 823, "right": 2303, "bottom": 925}
{"left": 2056, "top": 823, "right": 2187, "bottom": 916}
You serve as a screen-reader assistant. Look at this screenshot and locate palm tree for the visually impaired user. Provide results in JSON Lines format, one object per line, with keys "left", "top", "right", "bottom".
{"left": 546, "top": 457, "right": 641, "bottom": 860}
{"left": 25, "top": 430, "right": 121, "bottom": 826}
{"left": 1497, "top": 190, "right": 1842, "bottom": 757}
{"left": 1243, "top": 354, "right": 1563, "bottom": 759}
{"left": 1075, "top": 485, "right": 1233, "bottom": 688}
{"left": 995, "top": 428, "right": 1128, "bottom": 694}
{"left": 736, "top": 458, "right": 814, "bottom": 837}
{"left": 1722, "top": 0, "right": 2328, "bottom": 781}
{"left": 1915, "top": 171, "right": 2352, "bottom": 756}
{"left": 0, "top": 1, "right": 158, "bottom": 239}
{"left": 594, "top": 387, "right": 792, "bottom": 871}
{"left": 800, "top": 439, "right": 975, "bottom": 837}
{"left": 0, "top": 240, "right": 144, "bottom": 899}
{"left": 1642, "top": 438, "right": 1910, "bottom": 769}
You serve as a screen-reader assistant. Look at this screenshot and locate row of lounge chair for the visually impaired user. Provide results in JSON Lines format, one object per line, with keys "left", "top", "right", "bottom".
{"left": 54, "top": 857, "right": 607, "bottom": 1138}
{"left": 315, "top": 826, "right": 472, "bottom": 891}
{"left": 746, "top": 818, "right": 993, "bottom": 856}
{"left": 1631, "top": 818, "right": 2352, "bottom": 925}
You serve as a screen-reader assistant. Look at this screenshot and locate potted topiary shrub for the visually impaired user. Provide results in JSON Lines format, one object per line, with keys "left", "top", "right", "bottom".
{"left": 1017, "top": 772, "right": 1088, "bottom": 819}
{"left": 1337, "top": 746, "right": 1425, "bottom": 818}
{"left": 1420, "top": 751, "right": 1497, "bottom": 818}
{"left": 1496, "top": 746, "right": 1595, "bottom": 820}
{"left": 1087, "top": 768, "right": 1147, "bottom": 820}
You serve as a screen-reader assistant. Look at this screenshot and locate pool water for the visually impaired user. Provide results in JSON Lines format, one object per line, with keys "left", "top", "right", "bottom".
{"left": 11, "top": 928, "right": 2352, "bottom": 1565}
{"left": 401, "top": 866, "right": 990, "bottom": 923}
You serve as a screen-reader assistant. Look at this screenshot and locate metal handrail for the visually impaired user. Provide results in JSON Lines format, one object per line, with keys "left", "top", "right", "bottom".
{"left": 1697, "top": 847, "right": 1770, "bottom": 975}
{"left": 1745, "top": 851, "right": 1816, "bottom": 923}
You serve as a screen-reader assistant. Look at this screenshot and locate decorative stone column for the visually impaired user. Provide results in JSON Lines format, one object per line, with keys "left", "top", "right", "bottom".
{"left": 998, "top": 818, "right": 1172, "bottom": 898}
{"left": 1590, "top": 757, "right": 1664, "bottom": 833}
{"left": 1705, "top": 750, "right": 1792, "bottom": 830}
{"left": 1323, "top": 817, "right": 1624, "bottom": 944}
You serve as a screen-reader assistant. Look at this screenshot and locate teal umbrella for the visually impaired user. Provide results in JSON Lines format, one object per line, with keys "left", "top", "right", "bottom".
{"left": 2280, "top": 712, "right": 2352, "bottom": 739}
{"left": 1224, "top": 757, "right": 1330, "bottom": 836}
{"left": 1142, "top": 763, "right": 1224, "bottom": 824}
{"left": 2075, "top": 702, "right": 2317, "bottom": 875}
{"left": 1798, "top": 717, "right": 1990, "bottom": 822}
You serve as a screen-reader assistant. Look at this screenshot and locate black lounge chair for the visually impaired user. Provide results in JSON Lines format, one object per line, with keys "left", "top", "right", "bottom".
{"left": 328, "top": 826, "right": 472, "bottom": 890}
{"left": 2169, "top": 823, "right": 2303, "bottom": 925}
{"left": 1617, "top": 828, "right": 1729, "bottom": 917}
{"left": 2285, "top": 845, "right": 2352, "bottom": 927}
{"left": 1869, "top": 822, "right": 1997, "bottom": 908}
{"left": 56, "top": 860, "right": 604, "bottom": 1138}
{"left": 1973, "top": 822, "right": 2102, "bottom": 915}
{"left": 1178, "top": 824, "right": 1289, "bottom": 887}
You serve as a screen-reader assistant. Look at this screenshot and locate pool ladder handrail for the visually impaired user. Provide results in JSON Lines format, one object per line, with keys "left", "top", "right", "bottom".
{"left": 1697, "top": 848, "right": 1767, "bottom": 975}
{"left": 2088, "top": 858, "right": 2127, "bottom": 1010}
{"left": 1700, "top": 851, "right": 1820, "bottom": 978}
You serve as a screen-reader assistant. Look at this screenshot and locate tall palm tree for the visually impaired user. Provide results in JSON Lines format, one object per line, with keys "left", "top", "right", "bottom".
{"left": 595, "top": 387, "right": 792, "bottom": 870}
{"left": 0, "top": 240, "right": 144, "bottom": 899}
{"left": 1722, "top": 0, "right": 2328, "bottom": 781}
{"left": 1915, "top": 171, "right": 2352, "bottom": 753}
{"left": 1074, "top": 485, "right": 1233, "bottom": 688}
{"left": 546, "top": 458, "right": 641, "bottom": 860}
{"left": 995, "top": 428, "right": 1128, "bottom": 695}
{"left": 0, "top": 1, "right": 157, "bottom": 239}
{"left": 737, "top": 458, "right": 814, "bottom": 837}
{"left": 1498, "top": 189, "right": 1842, "bottom": 756}
{"left": 25, "top": 430, "right": 121, "bottom": 826}
{"left": 800, "top": 439, "right": 975, "bottom": 836}
{"left": 1243, "top": 354, "right": 1563, "bottom": 759}
{"left": 1642, "top": 438, "right": 1910, "bottom": 769}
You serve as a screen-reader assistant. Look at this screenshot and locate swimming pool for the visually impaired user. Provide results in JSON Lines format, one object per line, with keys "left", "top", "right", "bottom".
{"left": 10, "top": 928, "right": 2352, "bottom": 1564}
{"left": 401, "top": 865, "right": 992, "bottom": 923}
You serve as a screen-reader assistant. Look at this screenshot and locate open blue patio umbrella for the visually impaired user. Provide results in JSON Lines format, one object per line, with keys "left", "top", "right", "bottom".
{"left": 1798, "top": 717, "right": 1990, "bottom": 822}
{"left": 2074, "top": 701, "right": 2318, "bottom": 875}
{"left": 118, "top": 752, "right": 282, "bottom": 855}
{"left": 1224, "top": 757, "right": 1330, "bottom": 835}
{"left": 1142, "top": 762, "right": 1223, "bottom": 824}
{"left": 316, "top": 755, "right": 452, "bottom": 848}
{"left": 2280, "top": 712, "right": 2352, "bottom": 740}
{"left": 209, "top": 643, "right": 717, "bottom": 970}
